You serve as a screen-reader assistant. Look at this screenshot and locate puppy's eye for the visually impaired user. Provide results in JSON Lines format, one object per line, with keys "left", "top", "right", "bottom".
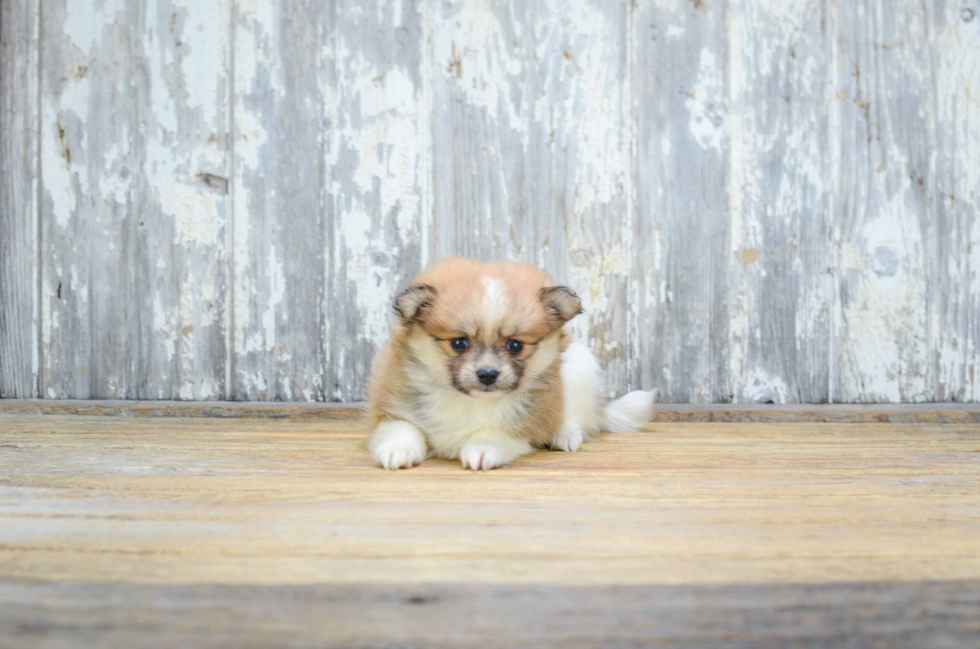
{"left": 451, "top": 337, "right": 469, "bottom": 352}
{"left": 506, "top": 339, "right": 524, "bottom": 355}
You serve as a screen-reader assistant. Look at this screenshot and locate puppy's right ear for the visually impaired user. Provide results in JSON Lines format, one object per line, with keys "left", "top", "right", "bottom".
{"left": 393, "top": 284, "right": 437, "bottom": 324}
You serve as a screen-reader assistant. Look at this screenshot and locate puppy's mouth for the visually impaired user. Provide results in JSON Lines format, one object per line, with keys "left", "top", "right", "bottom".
{"left": 468, "top": 381, "right": 521, "bottom": 396}
{"left": 451, "top": 379, "right": 511, "bottom": 396}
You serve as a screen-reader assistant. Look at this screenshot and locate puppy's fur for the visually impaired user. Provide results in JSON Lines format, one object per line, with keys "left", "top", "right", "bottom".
{"left": 367, "top": 258, "right": 653, "bottom": 471}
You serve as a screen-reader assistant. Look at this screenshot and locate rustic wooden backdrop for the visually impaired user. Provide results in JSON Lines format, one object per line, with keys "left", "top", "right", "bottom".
{"left": 1, "top": 0, "right": 978, "bottom": 403}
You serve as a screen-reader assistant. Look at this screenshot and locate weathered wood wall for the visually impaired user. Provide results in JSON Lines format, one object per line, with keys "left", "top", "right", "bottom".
{"left": 1, "top": 0, "right": 978, "bottom": 403}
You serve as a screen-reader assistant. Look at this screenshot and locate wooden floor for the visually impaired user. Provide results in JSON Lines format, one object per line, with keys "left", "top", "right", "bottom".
{"left": 1, "top": 410, "right": 979, "bottom": 647}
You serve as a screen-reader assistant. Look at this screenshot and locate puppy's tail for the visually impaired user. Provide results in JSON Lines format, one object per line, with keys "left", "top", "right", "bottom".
{"left": 603, "top": 390, "right": 656, "bottom": 433}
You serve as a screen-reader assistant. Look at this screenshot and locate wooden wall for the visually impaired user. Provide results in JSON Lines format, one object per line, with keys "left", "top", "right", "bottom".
{"left": 1, "top": 0, "right": 978, "bottom": 403}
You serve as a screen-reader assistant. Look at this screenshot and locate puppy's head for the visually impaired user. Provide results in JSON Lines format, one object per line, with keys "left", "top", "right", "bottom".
{"left": 394, "top": 259, "right": 581, "bottom": 396}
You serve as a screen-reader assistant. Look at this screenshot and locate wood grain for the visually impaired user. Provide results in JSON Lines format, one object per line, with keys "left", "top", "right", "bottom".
{"left": 231, "top": 0, "right": 332, "bottom": 401}
{"left": 2, "top": 400, "right": 980, "bottom": 423}
{"left": 2, "top": 0, "right": 980, "bottom": 403}
{"left": 233, "top": 0, "right": 427, "bottom": 402}
{"left": 2, "top": 580, "right": 978, "bottom": 648}
{"left": 1, "top": 414, "right": 978, "bottom": 586}
{"left": 0, "top": 0, "right": 39, "bottom": 398}
{"left": 831, "top": 0, "right": 934, "bottom": 402}
{"left": 134, "top": 0, "right": 232, "bottom": 400}
{"left": 1, "top": 413, "right": 978, "bottom": 645}
{"left": 933, "top": 0, "right": 980, "bottom": 403}
{"left": 39, "top": 0, "right": 230, "bottom": 399}
{"left": 326, "top": 0, "right": 429, "bottom": 402}
{"left": 632, "top": 0, "right": 731, "bottom": 403}
{"left": 728, "top": 0, "right": 832, "bottom": 403}
{"left": 39, "top": 0, "right": 137, "bottom": 398}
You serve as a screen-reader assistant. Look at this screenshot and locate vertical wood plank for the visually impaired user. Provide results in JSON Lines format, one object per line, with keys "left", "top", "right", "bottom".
{"left": 830, "top": 0, "right": 934, "bottom": 402}
{"left": 933, "top": 0, "right": 980, "bottom": 402}
{"left": 431, "top": 0, "right": 632, "bottom": 395}
{"left": 40, "top": 0, "right": 230, "bottom": 399}
{"left": 727, "top": 0, "right": 832, "bottom": 403}
{"left": 326, "top": 0, "right": 429, "bottom": 401}
{"left": 430, "top": 1, "right": 525, "bottom": 262}
{"left": 137, "top": 0, "right": 231, "bottom": 399}
{"left": 40, "top": 0, "right": 138, "bottom": 398}
{"left": 0, "top": 0, "right": 39, "bottom": 398}
{"left": 232, "top": 0, "right": 332, "bottom": 401}
{"left": 632, "top": 0, "right": 731, "bottom": 403}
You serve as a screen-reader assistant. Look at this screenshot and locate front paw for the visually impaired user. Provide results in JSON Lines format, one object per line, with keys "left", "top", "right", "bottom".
{"left": 551, "top": 425, "right": 583, "bottom": 452}
{"left": 459, "top": 444, "right": 507, "bottom": 471}
{"left": 373, "top": 439, "right": 425, "bottom": 470}
{"left": 370, "top": 420, "right": 427, "bottom": 470}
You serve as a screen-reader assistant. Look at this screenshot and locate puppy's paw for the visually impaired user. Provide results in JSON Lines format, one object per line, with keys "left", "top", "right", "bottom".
{"left": 373, "top": 439, "right": 425, "bottom": 470}
{"left": 551, "top": 425, "right": 583, "bottom": 452}
{"left": 369, "top": 420, "right": 427, "bottom": 470}
{"left": 459, "top": 444, "right": 507, "bottom": 471}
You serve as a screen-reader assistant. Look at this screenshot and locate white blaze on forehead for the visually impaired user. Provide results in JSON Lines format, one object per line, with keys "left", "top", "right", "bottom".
{"left": 480, "top": 276, "right": 509, "bottom": 330}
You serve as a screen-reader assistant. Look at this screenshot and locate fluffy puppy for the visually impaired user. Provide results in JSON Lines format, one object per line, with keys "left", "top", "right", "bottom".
{"left": 367, "top": 258, "right": 653, "bottom": 471}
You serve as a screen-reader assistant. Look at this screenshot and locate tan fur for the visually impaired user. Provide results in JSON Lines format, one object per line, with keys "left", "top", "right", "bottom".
{"left": 512, "top": 332, "right": 569, "bottom": 448}
{"left": 366, "top": 341, "right": 407, "bottom": 430}
{"left": 410, "top": 258, "right": 560, "bottom": 343}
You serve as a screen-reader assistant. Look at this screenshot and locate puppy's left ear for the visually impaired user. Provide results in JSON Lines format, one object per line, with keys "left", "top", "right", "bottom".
{"left": 540, "top": 286, "right": 582, "bottom": 326}
{"left": 393, "top": 284, "right": 437, "bottom": 324}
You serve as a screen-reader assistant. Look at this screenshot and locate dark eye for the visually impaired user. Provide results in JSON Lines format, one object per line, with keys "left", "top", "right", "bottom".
{"left": 507, "top": 339, "right": 524, "bottom": 355}
{"left": 451, "top": 337, "right": 469, "bottom": 352}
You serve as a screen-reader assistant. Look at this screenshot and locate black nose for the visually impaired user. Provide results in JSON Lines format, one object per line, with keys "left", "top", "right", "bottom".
{"left": 476, "top": 367, "right": 499, "bottom": 386}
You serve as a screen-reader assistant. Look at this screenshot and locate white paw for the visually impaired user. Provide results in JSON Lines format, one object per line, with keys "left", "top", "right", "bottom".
{"left": 552, "top": 425, "right": 583, "bottom": 452}
{"left": 459, "top": 444, "right": 507, "bottom": 471}
{"left": 372, "top": 440, "right": 425, "bottom": 470}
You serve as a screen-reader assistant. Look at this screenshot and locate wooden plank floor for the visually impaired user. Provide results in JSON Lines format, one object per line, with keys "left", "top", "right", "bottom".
{"left": 1, "top": 412, "right": 979, "bottom": 647}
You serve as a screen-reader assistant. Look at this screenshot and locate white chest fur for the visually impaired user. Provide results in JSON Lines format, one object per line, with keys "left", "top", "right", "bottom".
{"left": 394, "top": 381, "right": 531, "bottom": 457}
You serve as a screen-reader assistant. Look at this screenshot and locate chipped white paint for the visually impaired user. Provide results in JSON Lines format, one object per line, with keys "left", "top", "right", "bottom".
{"left": 34, "top": 0, "right": 230, "bottom": 400}
{"left": 686, "top": 49, "right": 727, "bottom": 152}
{"left": 933, "top": 0, "right": 980, "bottom": 403}
{"left": 62, "top": 0, "right": 124, "bottom": 51}
{"left": 832, "top": 0, "right": 934, "bottom": 403}
{"left": 39, "top": 95, "right": 78, "bottom": 229}
{"left": 4, "top": 0, "right": 980, "bottom": 402}
{"left": 138, "top": 0, "right": 230, "bottom": 400}
{"left": 727, "top": 0, "right": 831, "bottom": 403}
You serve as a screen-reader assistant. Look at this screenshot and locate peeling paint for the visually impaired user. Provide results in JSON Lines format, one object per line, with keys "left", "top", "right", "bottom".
{"left": 686, "top": 49, "right": 727, "bottom": 151}
{"left": 63, "top": 0, "right": 125, "bottom": 51}
{"left": 15, "top": 0, "right": 979, "bottom": 404}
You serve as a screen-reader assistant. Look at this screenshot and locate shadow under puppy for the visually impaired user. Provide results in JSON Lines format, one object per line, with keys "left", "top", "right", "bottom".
{"left": 367, "top": 258, "right": 653, "bottom": 470}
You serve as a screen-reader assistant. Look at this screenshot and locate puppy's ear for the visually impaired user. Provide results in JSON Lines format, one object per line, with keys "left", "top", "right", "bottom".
{"left": 393, "top": 284, "right": 437, "bottom": 324}
{"left": 540, "top": 286, "right": 582, "bottom": 326}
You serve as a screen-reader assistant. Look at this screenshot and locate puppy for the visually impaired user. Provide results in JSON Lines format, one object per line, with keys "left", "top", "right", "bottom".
{"left": 366, "top": 258, "right": 653, "bottom": 470}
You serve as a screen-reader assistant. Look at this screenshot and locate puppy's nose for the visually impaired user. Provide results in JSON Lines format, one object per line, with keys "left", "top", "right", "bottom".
{"left": 476, "top": 367, "right": 499, "bottom": 386}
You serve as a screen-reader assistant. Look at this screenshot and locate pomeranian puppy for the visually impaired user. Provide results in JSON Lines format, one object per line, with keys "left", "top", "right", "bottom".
{"left": 366, "top": 258, "right": 654, "bottom": 470}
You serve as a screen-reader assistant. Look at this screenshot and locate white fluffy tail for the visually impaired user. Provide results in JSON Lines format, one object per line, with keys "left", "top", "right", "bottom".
{"left": 603, "top": 390, "right": 655, "bottom": 433}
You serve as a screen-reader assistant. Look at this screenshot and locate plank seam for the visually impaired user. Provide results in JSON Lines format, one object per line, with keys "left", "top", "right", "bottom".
{"left": 35, "top": 0, "right": 43, "bottom": 399}
{"left": 225, "top": 0, "right": 236, "bottom": 400}
{"left": 421, "top": 0, "right": 433, "bottom": 270}
{"left": 826, "top": 0, "right": 838, "bottom": 405}
{"left": 2, "top": 399, "right": 979, "bottom": 423}
{"left": 926, "top": 1, "right": 940, "bottom": 401}
{"left": 625, "top": 0, "right": 635, "bottom": 394}
{"left": 132, "top": 0, "right": 144, "bottom": 399}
